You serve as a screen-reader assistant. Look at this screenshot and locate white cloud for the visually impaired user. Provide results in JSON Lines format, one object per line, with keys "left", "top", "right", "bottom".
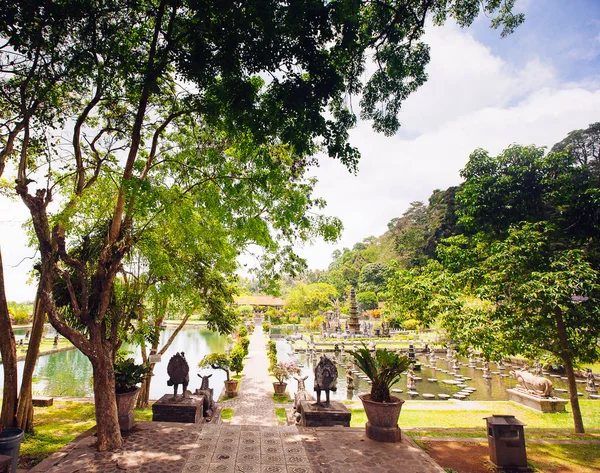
{"left": 299, "top": 24, "right": 600, "bottom": 271}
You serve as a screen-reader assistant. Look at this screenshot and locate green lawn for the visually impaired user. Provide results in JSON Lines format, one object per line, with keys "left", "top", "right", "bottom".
{"left": 221, "top": 408, "right": 234, "bottom": 420}
{"left": 275, "top": 408, "right": 287, "bottom": 425}
{"left": 350, "top": 400, "right": 600, "bottom": 430}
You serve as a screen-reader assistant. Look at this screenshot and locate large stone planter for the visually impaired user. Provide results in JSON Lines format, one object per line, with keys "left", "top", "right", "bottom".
{"left": 359, "top": 394, "right": 404, "bottom": 442}
{"left": 273, "top": 382, "right": 287, "bottom": 395}
{"left": 224, "top": 379, "right": 239, "bottom": 397}
{"left": 116, "top": 387, "right": 140, "bottom": 431}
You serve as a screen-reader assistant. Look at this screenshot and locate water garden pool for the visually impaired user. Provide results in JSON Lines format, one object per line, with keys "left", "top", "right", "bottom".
{"left": 276, "top": 339, "right": 592, "bottom": 402}
{"left": 1, "top": 325, "right": 229, "bottom": 400}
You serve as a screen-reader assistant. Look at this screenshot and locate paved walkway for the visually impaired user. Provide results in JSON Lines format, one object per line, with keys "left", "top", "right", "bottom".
{"left": 227, "top": 324, "right": 277, "bottom": 426}
{"left": 28, "top": 324, "right": 446, "bottom": 473}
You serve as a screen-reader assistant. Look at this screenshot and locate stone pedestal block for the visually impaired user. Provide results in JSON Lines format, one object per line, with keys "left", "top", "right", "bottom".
{"left": 32, "top": 396, "right": 54, "bottom": 407}
{"left": 299, "top": 400, "right": 351, "bottom": 427}
{"left": 152, "top": 394, "right": 204, "bottom": 423}
{"left": 506, "top": 388, "right": 568, "bottom": 413}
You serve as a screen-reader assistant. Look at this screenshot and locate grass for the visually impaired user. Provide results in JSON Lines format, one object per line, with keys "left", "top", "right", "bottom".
{"left": 272, "top": 393, "right": 293, "bottom": 403}
{"left": 527, "top": 442, "right": 600, "bottom": 473}
{"left": 349, "top": 400, "right": 600, "bottom": 430}
{"left": 406, "top": 429, "right": 600, "bottom": 441}
{"left": 221, "top": 408, "right": 234, "bottom": 420}
{"left": 275, "top": 408, "right": 287, "bottom": 425}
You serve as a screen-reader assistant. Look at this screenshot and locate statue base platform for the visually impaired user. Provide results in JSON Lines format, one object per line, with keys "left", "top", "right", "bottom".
{"left": 152, "top": 394, "right": 204, "bottom": 423}
{"left": 299, "top": 400, "right": 351, "bottom": 427}
{"left": 507, "top": 388, "right": 567, "bottom": 413}
{"left": 365, "top": 421, "right": 401, "bottom": 443}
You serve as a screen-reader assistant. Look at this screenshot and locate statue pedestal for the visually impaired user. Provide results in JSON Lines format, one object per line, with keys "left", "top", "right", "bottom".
{"left": 152, "top": 394, "right": 204, "bottom": 423}
{"left": 506, "top": 388, "right": 568, "bottom": 413}
{"left": 298, "top": 400, "right": 351, "bottom": 427}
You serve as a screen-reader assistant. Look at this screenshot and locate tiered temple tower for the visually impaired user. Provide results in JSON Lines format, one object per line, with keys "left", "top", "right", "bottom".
{"left": 347, "top": 287, "right": 360, "bottom": 334}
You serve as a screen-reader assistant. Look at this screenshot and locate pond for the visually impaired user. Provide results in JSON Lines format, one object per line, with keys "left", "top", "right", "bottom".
{"left": 1, "top": 325, "right": 229, "bottom": 400}
{"left": 277, "top": 340, "right": 592, "bottom": 402}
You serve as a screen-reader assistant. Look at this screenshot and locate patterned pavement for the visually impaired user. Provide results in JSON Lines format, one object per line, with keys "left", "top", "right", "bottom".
{"left": 226, "top": 324, "right": 278, "bottom": 426}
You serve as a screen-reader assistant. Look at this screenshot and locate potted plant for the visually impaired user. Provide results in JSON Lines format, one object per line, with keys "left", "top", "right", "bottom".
{"left": 199, "top": 353, "right": 238, "bottom": 397}
{"left": 270, "top": 361, "right": 301, "bottom": 396}
{"left": 114, "top": 356, "right": 151, "bottom": 431}
{"left": 349, "top": 344, "right": 410, "bottom": 442}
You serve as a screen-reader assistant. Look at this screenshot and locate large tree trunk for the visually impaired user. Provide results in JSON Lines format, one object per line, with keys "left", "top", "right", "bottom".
{"left": 0, "top": 248, "right": 18, "bottom": 429}
{"left": 16, "top": 292, "right": 47, "bottom": 432}
{"left": 555, "top": 308, "right": 585, "bottom": 433}
{"left": 90, "top": 351, "right": 122, "bottom": 451}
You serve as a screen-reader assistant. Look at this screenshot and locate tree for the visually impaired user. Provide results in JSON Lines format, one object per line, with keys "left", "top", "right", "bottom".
{"left": 358, "top": 262, "right": 388, "bottom": 295}
{"left": 438, "top": 143, "right": 600, "bottom": 433}
{"left": 357, "top": 291, "right": 378, "bottom": 311}
{"left": 285, "top": 282, "right": 338, "bottom": 317}
{"left": 438, "top": 224, "right": 600, "bottom": 433}
{"left": 551, "top": 122, "right": 600, "bottom": 174}
{"left": 1, "top": 0, "right": 523, "bottom": 450}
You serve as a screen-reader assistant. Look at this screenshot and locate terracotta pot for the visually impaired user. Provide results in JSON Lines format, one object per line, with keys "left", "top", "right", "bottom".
{"left": 273, "top": 382, "right": 287, "bottom": 395}
{"left": 224, "top": 379, "right": 239, "bottom": 397}
{"left": 359, "top": 393, "right": 404, "bottom": 428}
{"left": 116, "top": 387, "right": 140, "bottom": 417}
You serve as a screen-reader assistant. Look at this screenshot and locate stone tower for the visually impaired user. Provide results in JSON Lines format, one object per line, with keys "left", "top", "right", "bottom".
{"left": 347, "top": 287, "right": 360, "bottom": 333}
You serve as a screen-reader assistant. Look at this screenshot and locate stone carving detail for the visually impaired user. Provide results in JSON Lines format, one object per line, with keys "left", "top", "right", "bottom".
{"left": 313, "top": 355, "right": 337, "bottom": 406}
{"left": 407, "top": 366, "right": 417, "bottom": 391}
{"left": 585, "top": 368, "right": 598, "bottom": 393}
{"left": 167, "top": 352, "right": 189, "bottom": 399}
{"left": 511, "top": 369, "right": 553, "bottom": 397}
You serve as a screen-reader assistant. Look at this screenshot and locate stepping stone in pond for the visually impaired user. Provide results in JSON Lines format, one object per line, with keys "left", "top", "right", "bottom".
{"left": 492, "top": 372, "right": 500, "bottom": 375}
{"left": 561, "top": 377, "right": 568, "bottom": 381}
{"left": 555, "top": 388, "right": 568, "bottom": 393}
{"left": 462, "top": 377, "right": 472, "bottom": 381}
{"left": 427, "top": 378, "right": 438, "bottom": 382}
{"left": 457, "top": 384, "right": 467, "bottom": 388}
{"left": 408, "top": 391, "right": 419, "bottom": 396}
{"left": 500, "top": 374, "right": 510, "bottom": 377}
{"left": 550, "top": 374, "right": 561, "bottom": 378}
{"left": 442, "top": 380, "right": 463, "bottom": 385}
{"left": 453, "top": 394, "right": 466, "bottom": 400}
{"left": 441, "top": 370, "right": 449, "bottom": 374}
{"left": 575, "top": 380, "right": 586, "bottom": 384}
{"left": 392, "top": 389, "right": 404, "bottom": 393}
{"left": 577, "top": 392, "right": 583, "bottom": 396}
{"left": 590, "top": 394, "right": 600, "bottom": 400}
{"left": 422, "top": 394, "right": 435, "bottom": 399}
{"left": 414, "top": 377, "right": 422, "bottom": 381}
{"left": 464, "top": 388, "right": 476, "bottom": 392}
{"left": 438, "top": 394, "right": 451, "bottom": 400}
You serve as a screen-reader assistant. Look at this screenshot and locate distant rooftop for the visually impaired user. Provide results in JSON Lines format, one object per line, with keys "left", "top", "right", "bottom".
{"left": 235, "top": 295, "right": 285, "bottom": 307}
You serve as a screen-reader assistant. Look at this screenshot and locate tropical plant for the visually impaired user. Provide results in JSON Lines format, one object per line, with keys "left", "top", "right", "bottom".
{"left": 198, "top": 353, "right": 232, "bottom": 381}
{"left": 113, "top": 356, "right": 151, "bottom": 394}
{"left": 350, "top": 344, "right": 410, "bottom": 403}
{"left": 270, "top": 361, "right": 301, "bottom": 385}
{"left": 229, "top": 344, "right": 246, "bottom": 376}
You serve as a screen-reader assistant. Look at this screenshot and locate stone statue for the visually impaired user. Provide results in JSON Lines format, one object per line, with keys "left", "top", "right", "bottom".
{"left": 585, "top": 368, "right": 597, "bottom": 393}
{"left": 452, "top": 352, "right": 461, "bottom": 371}
{"left": 199, "top": 374, "right": 212, "bottom": 390}
{"left": 407, "top": 366, "right": 417, "bottom": 391}
{"left": 314, "top": 355, "right": 338, "bottom": 406}
{"left": 53, "top": 334, "right": 59, "bottom": 348}
{"left": 369, "top": 339, "right": 376, "bottom": 352}
{"left": 468, "top": 348, "right": 476, "bottom": 367}
{"left": 497, "top": 359, "right": 505, "bottom": 371}
{"left": 167, "top": 352, "right": 189, "bottom": 399}
{"left": 346, "top": 370, "right": 355, "bottom": 390}
{"left": 482, "top": 360, "right": 492, "bottom": 379}
{"left": 533, "top": 358, "right": 543, "bottom": 376}
{"left": 295, "top": 374, "right": 308, "bottom": 392}
{"left": 511, "top": 369, "right": 553, "bottom": 397}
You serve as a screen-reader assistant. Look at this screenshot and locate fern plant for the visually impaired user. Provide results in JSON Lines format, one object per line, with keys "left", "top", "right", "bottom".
{"left": 350, "top": 344, "right": 410, "bottom": 403}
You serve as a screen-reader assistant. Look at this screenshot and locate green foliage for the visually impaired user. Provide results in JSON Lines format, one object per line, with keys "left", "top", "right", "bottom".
{"left": 238, "top": 326, "right": 248, "bottom": 338}
{"left": 285, "top": 282, "right": 338, "bottom": 318}
{"left": 356, "top": 291, "right": 378, "bottom": 311}
{"left": 113, "top": 355, "right": 151, "bottom": 393}
{"left": 7, "top": 302, "right": 34, "bottom": 325}
{"left": 229, "top": 343, "right": 246, "bottom": 375}
{"left": 267, "top": 340, "right": 278, "bottom": 370}
{"left": 350, "top": 344, "right": 410, "bottom": 403}
{"left": 270, "top": 361, "right": 301, "bottom": 384}
{"left": 199, "top": 353, "right": 231, "bottom": 380}
{"left": 358, "top": 263, "right": 388, "bottom": 294}
{"left": 263, "top": 323, "right": 271, "bottom": 333}
{"left": 238, "top": 337, "right": 250, "bottom": 356}
{"left": 221, "top": 408, "right": 234, "bottom": 420}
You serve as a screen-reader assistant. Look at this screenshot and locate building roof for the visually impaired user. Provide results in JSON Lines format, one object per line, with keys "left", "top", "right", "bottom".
{"left": 235, "top": 295, "right": 285, "bottom": 307}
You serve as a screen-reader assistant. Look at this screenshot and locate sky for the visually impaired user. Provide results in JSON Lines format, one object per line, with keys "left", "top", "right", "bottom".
{"left": 2, "top": 0, "right": 600, "bottom": 302}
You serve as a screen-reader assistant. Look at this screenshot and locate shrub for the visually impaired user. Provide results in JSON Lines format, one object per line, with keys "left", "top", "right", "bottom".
{"left": 270, "top": 361, "right": 301, "bottom": 384}
{"left": 199, "top": 353, "right": 231, "bottom": 380}
{"left": 402, "top": 318, "right": 420, "bottom": 330}
{"left": 114, "top": 355, "right": 151, "bottom": 393}
{"left": 238, "top": 326, "right": 248, "bottom": 338}
{"left": 229, "top": 344, "right": 246, "bottom": 375}
{"left": 263, "top": 323, "right": 271, "bottom": 333}
{"left": 239, "top": 336, "right": 250, "bottom": 355}
{"left": 8, "top": 302, "right": 33, "bottom": 325}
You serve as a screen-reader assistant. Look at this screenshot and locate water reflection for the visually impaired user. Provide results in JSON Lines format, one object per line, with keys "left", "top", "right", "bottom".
{"left": 277, "top": 340, "right": 589, "bottom": 402}
{"left": 0, "top": 326, "right": 229, "bottom": 400}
